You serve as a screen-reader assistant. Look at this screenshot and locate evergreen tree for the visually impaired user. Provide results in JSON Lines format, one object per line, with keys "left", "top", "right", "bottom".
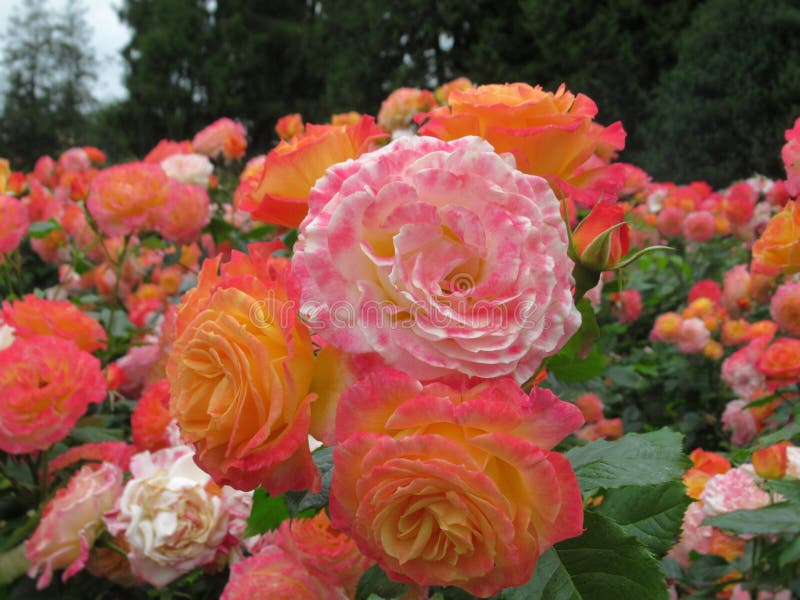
{"left": 639, "top": 0, "right": 800, "bottom": 186}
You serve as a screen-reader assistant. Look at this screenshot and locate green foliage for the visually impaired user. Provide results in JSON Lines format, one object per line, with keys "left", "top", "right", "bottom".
{"left": 566, "top": 428, "right": 690, "bottom": 494}
{"left": 503, "top": 512, "right": 669, "bottom": 600}
{"left": 595, "top": 481, "right": 692, "bottom": 556}
{"left": 244, "top": 489, "right": 291, "bottom": 537}
{"left": 640, "top": 0, "right": 800, "bottom": 186}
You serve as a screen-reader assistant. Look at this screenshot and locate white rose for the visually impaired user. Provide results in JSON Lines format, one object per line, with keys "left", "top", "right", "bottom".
{"left": 160, "top": 153, "right": 214, "bottom": 186}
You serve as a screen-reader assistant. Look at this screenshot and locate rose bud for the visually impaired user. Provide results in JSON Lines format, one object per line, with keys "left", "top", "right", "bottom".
{"left": 752, "top": 443, "right": 789, "bottom": 479}
{"left": 570, "top": 204, "right": 630, "bottom": 272}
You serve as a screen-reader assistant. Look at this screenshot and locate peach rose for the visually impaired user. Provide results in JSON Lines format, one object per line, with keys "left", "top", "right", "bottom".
{"left": 417, "top": 82, "right": 626, "bottom": 207}
{"left": 0, "top": 336, "right": 106, "bottom": 454}
{"left": 87, "top": 162, "right": 168, "bottom": 237}
{"left": 192, "top": 117, "right": 247, "bottom": 160}
{"left": 0, "top": 194, "right": 29, "bottom": 254}
{"left": 752, "top": 201, "right": 800, "bottom": 275}
{"left": 330, "top": 370, "right": 584, "bottom": 596}
{"left": 1, "top": 294, "right": 107, "bottom": 352}
{"left": 26, "top": 463, "right": 123, "bottom": 589}
{"left": 292, "top": 135, "right": 580, "bottom": 382}
{"left": 240, "top": 115, "right": 387, "bottom": 228}
{"left": 222, "top": 546, "right": 337, "bottom": 600}
{"left": 167, "top": 244, "right": 318, "bottom": 493}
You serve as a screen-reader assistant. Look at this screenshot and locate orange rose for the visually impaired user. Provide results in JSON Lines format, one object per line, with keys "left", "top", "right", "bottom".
{"left": 275, "top": 113, "right": 304, "bottom": 140}
{"left": 1, "top": 295, "right": 107, "bottom": 352}
{"left": 240, "top": 116, "right": 387, "bottom": 228}
{"left": 417, "top": 82, "right": 625, "bottom": 207}
{"left": 167, "top": 243, "right": 318, "bottom": 493}
{"left": 570, "top": 203, "right": 630, "bottom": 271}
{"left": 756, "top": 338, "right": 800, "bottom": 386}
{"left": 752, "top": 200, "right": 800, "bottom": 275}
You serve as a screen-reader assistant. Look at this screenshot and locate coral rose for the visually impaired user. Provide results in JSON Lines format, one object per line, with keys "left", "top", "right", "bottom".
{"left": 104, "top": 445, "right": 249, "bottom": 587}
{"left": 0, "top": 194, "right": 29, "bottom": 254}
{"left": 756, "top": 338, "right": 800, "bottom": 385}
{"left": 1, "top": 294, "right": 107, "bottom": 352}
{"left": 275, "top": 113, "right": 304, "bottom": 140}
{"left": 417, "top": 82, "right": 626, "bottom": 207}
{"left": 271, "top": 511, "right": 373, "bottom": 596}
{"left": 330, "top": 369, "right": 584, "bottom": 597}
{"left": 167, "top": 243, "right": 318, "bottom": 493}
{"left": 293, "top": 135, "right": 581, "bottom": 382}
{"left": 153, "top": 180, "right": 211, "bottom": 245}
{"left": 87, "top": 162, "right": 168, "bottom": 237}
{"left": 26, "top": 463, "right": 123, "bottom": 590}
{"left": 0, "top": 336, "right": 106, "bottom": 454}
{"left": 222, "top": 546, "right": 336, "bottom": 600}
{"left": 192, "top": 117, "right": 247, "bottom": 160}
{"left": 131, "top": 379, "right": 174, "bottom": 451}
{"left": 143, "top": 139, "right": 193, "bottom": 164}
{"left": 752, "top": 201, "right": 800, "bottom": 275}
{"left": 240, "top": 115, "right": 387, "bottom": 228}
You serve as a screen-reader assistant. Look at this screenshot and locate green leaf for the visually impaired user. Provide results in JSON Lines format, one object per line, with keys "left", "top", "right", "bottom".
{"left": 779, "top": 537, "right": 800, "bottom": 568}
{"left": 703, "top": 503, "right": 800, "bottom": 535}
{"left": 546, "top": 299, "right": 607, "bottom": 383}
{"left": 244, "top": 489, "right": 291, "bottom": 537}
{"left": 284, "top": 446, "right": 333, "bottom": 516}
{"left": 565, "top": 428, "right": 689, "bottom": 494}
{"left": 503, "top": 512, "right": 669, "bottom": 599}
{"left": 595, "top": 481, "right": 691, "bottom": 556}
{"left": 767, "top": 478, "right": 800, "bottom": 503}
{"left": 27, "top": 219, "right": 61, "bottom": 238}
{"left": 139, "top": 235, "right": 169, "bottom": 250}
{"left": 755, "top": 422, "right": 800, "bottom": 448}
{"left": 355, "top": 565, "right": 409, "bottom": 600}
{"left": 547, "top": 347, "right": 607, "bottom": 383}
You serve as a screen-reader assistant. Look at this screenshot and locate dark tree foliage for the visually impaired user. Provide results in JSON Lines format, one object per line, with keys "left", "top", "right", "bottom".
{"left": 0, "top": 0, "right": 97, "bottom": 168}
{"left": 639, "top": 0, "right": 800, "bottom": 187}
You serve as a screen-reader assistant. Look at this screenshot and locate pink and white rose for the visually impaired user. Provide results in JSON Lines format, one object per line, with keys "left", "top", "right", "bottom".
{"left": 104, "top": 445, "right": 251, "bottom": 587}
{"left": 26, "top": 463, "right": 123, "bottom": 589}
{"left": 292, "top": 135, "right": 580, "bottom": 382}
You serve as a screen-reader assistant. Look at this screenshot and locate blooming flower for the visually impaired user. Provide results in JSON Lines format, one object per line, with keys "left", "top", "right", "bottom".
{"left": 160, "top": 153, "right": 214, "bottom": 186}
{"left": 378, "top": 87, "right": 437, "bottom": 132}
{"left": 330, "top": 370, "right": 583, "bottom": 596}
{"left": 192, "top": 118, "right": 247, "bottom": 160}
{"left": 240, "top": 116, "right": 387, "bottom": 228}
{"left": 0, "top": 194, "right": 29, "bottom": 254}
{"left": 26, "top": 463, "right": 123, "bottom": 589}
{"left": 1, "top": 295, "right": 107, "bottom": 352}
{"left": 87, "top": 162, "right": 168, "bottom": 237}
{"left": 0, "top": 336, "right": 106, "bottom": 454}
{"left": 417, "top": 82, "right": 626, "bottom": 207}
{"left": 770, "top": 281, "right": 800, "bottom": 336}
{"left": 167, "top": 244, "right": 318, "bottom": 493}
{"left": 222, "top": 546, "right": 337, "bottom": 600}
{"left": 752, "top": 201, "right": 800, "bottom": 275}
{"left": 700, "top": 467, "right": 771, "bottom": 517}
{"left": 293, "top": 135, "right": 581, "bottom": 382}
{"left": 104, "top": 445, "right": 249, "bottom": 587}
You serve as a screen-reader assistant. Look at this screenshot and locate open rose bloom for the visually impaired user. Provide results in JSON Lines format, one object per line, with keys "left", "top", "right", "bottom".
{"left": 292, "top": 135, "right": 580, "bottom": 382}
{"left": 330, "top": 370, "right": 584, "bottom": 596}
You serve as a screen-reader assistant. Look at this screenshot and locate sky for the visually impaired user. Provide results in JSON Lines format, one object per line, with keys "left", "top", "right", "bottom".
{"left": 0, "top": 0, "right": 131, "bottom": 102}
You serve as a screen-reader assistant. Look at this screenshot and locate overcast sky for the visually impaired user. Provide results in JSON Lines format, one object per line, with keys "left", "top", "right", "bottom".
{"left": 0, "top": 0, "right": 130, "bottom": 102}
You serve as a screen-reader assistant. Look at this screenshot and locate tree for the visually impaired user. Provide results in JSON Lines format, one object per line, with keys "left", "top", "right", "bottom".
{"left": 639, "top": 0, "right": 800, "bottom": 186}
{"left": 0, "top": 0, "right": 98, "bottom": 168}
